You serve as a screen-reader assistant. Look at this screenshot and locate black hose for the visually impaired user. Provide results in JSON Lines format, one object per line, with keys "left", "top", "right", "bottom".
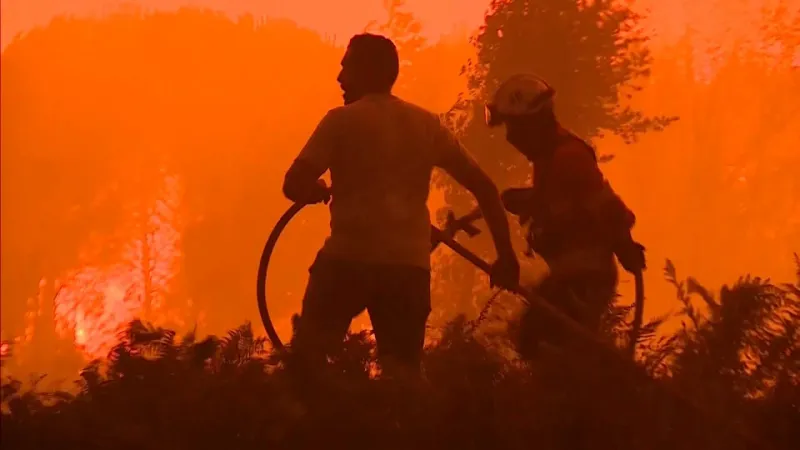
{"left": 628, "top": 270, "right": 646, "bottom": 358}
{"left": 259, "top": 203, "right": 481, "bottom": 350}
{"left": 256, "top": 202, "right": 306, "bottom": 351}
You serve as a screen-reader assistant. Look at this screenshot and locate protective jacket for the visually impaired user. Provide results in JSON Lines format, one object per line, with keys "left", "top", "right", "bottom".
{"left": 502, "top": 128, "right": 644, "bottom": 276}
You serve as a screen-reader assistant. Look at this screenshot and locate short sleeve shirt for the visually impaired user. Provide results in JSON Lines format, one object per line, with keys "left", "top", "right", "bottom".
{"left": 296, "top": 94, "right": 472, "bottom": 270}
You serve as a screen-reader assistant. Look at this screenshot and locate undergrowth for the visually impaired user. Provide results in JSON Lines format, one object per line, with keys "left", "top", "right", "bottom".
{"left": 1, "top": 259, "right": 798, "bottom": 450}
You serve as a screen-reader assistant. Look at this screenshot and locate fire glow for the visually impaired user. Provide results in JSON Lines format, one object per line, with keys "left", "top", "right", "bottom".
{"left": 50, "top": 174, "right": 185, "bottom": 360}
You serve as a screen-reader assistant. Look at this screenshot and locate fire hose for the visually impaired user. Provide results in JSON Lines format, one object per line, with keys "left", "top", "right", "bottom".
{"left": 257, "top": 203, "right": 645, "bottom": 353}
{"left": 255, "top": 203, "right": 488, "bottom": 352}
{"left": 255, "top": 202, "right": 771, "bottom": 450}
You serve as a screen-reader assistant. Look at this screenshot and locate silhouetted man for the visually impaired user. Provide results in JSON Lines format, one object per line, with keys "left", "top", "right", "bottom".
{"left": 282, "top": 34, "right": 519, "bottom": 381}
{"left": 484, "top": 74, "right": 646, "bottom": 357}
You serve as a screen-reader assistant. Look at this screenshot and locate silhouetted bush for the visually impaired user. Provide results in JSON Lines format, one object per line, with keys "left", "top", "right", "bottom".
{"left": 2, "top": 259, "right": 797, "bottom": 450}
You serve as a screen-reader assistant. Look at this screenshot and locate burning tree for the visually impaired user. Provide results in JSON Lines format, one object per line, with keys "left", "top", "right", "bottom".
{"left": 45, "top": 173, "right": 188, "bottom": 361}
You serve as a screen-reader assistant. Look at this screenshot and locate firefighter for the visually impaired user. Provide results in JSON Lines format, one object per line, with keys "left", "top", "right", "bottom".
{"left": 485, "top": 74, "right": 646, "bottom": 357}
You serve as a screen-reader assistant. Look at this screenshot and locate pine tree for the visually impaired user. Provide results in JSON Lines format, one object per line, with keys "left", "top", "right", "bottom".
{"left": 458, "top": 0, "right": 676, "bottom": 176}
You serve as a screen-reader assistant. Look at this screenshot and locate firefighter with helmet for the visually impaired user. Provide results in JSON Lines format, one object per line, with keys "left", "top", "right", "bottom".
{"left": 486, "top": 74, "right": 646, "bottom": 357}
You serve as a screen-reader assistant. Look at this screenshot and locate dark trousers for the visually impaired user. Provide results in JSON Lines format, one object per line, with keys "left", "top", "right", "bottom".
{"left": 288, "top": 254, "right": 431, "bottom": 378}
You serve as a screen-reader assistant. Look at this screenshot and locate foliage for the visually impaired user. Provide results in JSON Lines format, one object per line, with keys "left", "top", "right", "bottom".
{"left": 0, "top": 7, "right": 471, "bottom": 340}
{"left": 663, "top": 257, "right": 800, "bottom": 399}
{"left": 363, "top": 0, "right": 475, "bottom": 114}
{"left": 3, "top": 259, "right": 798, "bottom": 450}
{"left": 1, "top": 7, "right": 343, "bottom": 337}
{"left": 595, "top": 4, "right": 800, "bottom": 300}
{"left": 364, "top": 0, "right": 426, "bottom": 95}
{"left": 451, "top": 0, "right": 678, "bottom": 174}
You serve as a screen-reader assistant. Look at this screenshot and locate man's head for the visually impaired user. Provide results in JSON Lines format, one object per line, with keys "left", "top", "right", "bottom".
{"left": 485, "top": 74, "right": 558, "bottom": 160}
{"left": 338, "top": 34, "right": 400, "bottom": 105}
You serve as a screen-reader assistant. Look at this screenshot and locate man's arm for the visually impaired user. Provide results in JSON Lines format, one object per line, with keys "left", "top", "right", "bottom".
{"left": 433, "top": 123, "right": 515, "bottom": 260}
{"left": 283, "top": 161, "right": 330, "bottom": 205}
{"left": 282, "top": 110, "right": 339, "bottom": 204}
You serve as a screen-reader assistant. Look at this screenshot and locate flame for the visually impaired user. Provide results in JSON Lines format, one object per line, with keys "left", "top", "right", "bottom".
{"left": 51, "top": 173, "right": 186, "bottom": 360}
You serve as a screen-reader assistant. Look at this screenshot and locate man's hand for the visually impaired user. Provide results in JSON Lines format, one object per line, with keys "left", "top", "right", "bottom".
{"left": 489, "top": 252, "right": 520, "bottom": 291}
{"left": 303, "top": 179, "right": 331, "bottom": 205}
{"left": 283, "top": 159, "right": 331, "bottom": 205}
{"left": 434, "top": 122, "right": 517, "bottom": 288}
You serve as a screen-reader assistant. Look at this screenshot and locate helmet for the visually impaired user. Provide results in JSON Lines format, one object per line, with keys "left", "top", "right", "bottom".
{"left": 485, "top": 74, "right": 555, "bottom": 127}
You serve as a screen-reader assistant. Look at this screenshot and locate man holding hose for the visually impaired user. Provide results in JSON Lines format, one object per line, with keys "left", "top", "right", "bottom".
{"left": 281, "top": 33, "right": 520, "bottom": 382}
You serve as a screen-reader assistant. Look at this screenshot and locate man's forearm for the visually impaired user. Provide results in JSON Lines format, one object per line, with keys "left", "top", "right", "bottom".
{"left": 283, "top": 159, "right": 328, "bottom": 204}
{"left": 283, "top": 178, "right": 329, "bottom": 205}
{"left": 475, "top": 188, "right": 515, "bottom": 258}
{"left": 282, "top": 176, "right": 314, "bottom": 203}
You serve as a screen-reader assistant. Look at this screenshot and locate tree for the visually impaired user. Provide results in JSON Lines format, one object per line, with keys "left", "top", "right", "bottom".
{"left": 613, "top": 5, "right": 800, "bottom": 284}
{"left": 364, "top": 0, "right": 427, "bottom": 98}
{"left": 461, "top": 0, "right": 677, "bottom": 159}
{"left": 365, "top": 0, "right": 475, "bottom": 114}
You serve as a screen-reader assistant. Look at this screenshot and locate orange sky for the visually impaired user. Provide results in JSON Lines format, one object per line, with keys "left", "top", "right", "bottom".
{"left": 4, "top": 0, "right": 793, "bottom": 61}
{"left": 0, "top": 0, "right": 698, "bottom": 50}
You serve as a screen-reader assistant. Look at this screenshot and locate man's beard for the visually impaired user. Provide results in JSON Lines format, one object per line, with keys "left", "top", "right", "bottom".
{"left": 342, "top": 88, "right": 363, "bottom": 105}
